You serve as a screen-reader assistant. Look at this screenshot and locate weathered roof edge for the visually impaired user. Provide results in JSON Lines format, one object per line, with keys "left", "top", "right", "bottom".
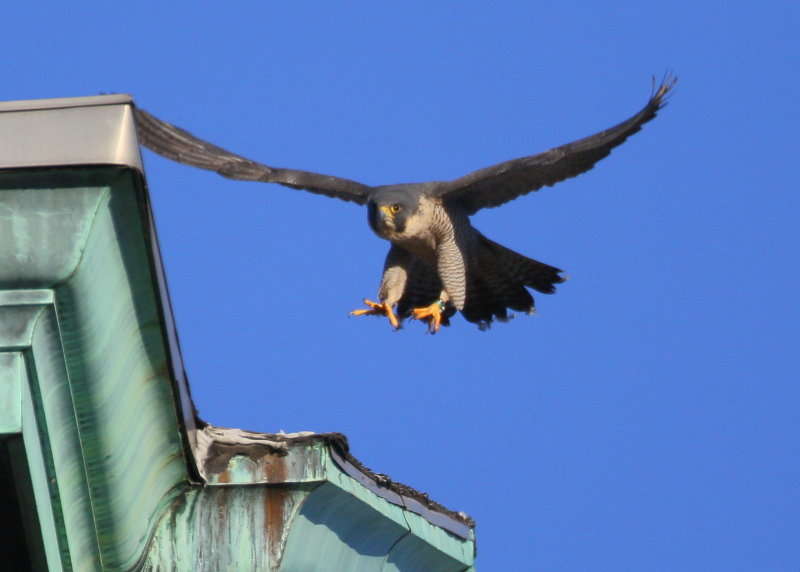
{"left": 194, "top": 423, "right": 476, "bottom": 536}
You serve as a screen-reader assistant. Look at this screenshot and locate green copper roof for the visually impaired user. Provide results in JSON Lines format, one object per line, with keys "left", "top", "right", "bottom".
{"left": 0, "top": 95, "right": 475, "bottom": 571}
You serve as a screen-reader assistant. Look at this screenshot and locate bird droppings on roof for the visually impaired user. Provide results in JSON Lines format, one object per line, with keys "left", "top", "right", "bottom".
{"left": 194, "top": 423, "right": 476, "bottom": 530}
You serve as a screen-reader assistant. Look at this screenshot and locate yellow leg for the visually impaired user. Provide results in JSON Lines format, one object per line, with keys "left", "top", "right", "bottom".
{"left": 411, "top": 300, "right": 447, "bottom": 334}
{"left": 350, "top": 299, "right": 400, "bottom": 330}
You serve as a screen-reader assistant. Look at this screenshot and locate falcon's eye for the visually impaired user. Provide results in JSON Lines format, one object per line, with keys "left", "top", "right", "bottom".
{"left": 390, "top": 204, "right": 401, "bottom": 213}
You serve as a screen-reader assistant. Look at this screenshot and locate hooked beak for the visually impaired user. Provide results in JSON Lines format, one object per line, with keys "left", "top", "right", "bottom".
{"left": 368, "top": 203, "right": 394, "bottom": 236}
{"left": 378, "top": 205, "right": 395, "bottom": 220}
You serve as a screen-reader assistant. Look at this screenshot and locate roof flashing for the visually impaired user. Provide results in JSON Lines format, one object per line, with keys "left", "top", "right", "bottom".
{"left": 0, "top": 94, "right": 142, "bottom": 172}
{"left": 0, "top": 94, "right": 133, "bottom": 113}
{"left": 194, "top": 424, "right": 475, "bottom": 540}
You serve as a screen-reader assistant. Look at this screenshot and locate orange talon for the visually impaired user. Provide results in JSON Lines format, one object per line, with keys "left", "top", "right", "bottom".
{"left": 411, "top": 300, "right": 447, "bottom": 334}
{"left": 350, "top": 299, "right": 400, "bottom": 330}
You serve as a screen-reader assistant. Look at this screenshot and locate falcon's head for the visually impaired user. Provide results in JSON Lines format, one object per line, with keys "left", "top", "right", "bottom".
{"left": 367, "top": 186, "right": 421, "bottom": 239}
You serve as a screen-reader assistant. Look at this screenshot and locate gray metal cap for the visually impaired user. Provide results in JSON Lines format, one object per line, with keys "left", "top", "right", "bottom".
{"left": 0, "top": 94, "right": 142, "bottom": 172}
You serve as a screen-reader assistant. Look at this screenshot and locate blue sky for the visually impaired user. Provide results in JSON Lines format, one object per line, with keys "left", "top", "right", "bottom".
{"left": 5, "top": 2, "right": 798, "bottom": 569}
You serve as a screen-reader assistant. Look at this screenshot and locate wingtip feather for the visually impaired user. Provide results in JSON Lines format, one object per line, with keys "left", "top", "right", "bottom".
{"left": 651, "top": 71, "right": 678, "bottom": 108}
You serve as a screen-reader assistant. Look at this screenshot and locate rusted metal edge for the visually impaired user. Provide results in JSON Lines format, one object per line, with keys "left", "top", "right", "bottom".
{"left": 192, "top": 426, "right": 474, "bottom": 539}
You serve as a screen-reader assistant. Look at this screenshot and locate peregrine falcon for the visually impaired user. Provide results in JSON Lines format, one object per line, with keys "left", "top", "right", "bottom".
{"left": 134, "top": 75, "right": 675, "bottom": 333}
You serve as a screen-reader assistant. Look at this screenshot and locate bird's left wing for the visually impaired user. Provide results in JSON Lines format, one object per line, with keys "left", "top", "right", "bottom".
{"left": 133, "top": 108, "right": 372, "bottom": 205}
{"left": 434, "top": 75, "right": 677, "bottom": 215}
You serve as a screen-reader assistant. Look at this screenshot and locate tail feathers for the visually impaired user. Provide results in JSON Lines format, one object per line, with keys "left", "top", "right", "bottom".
{"left": 461, "top": 236, "right": 565, "bottom": 327}
{"left": 393, "top": 236, "right": 565, "bottom": 329}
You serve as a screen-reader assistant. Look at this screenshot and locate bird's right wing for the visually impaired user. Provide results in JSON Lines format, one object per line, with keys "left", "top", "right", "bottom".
{"left": 133, "top": 107, "right": 372, "bottom": 205}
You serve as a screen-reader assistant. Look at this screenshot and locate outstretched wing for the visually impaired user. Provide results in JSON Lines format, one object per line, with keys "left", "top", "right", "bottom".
{"left": 133, "top": 107, "right": 372, "bottom": 205}
{"left": 434, "top": 74, "right": 677, "bottom": 214}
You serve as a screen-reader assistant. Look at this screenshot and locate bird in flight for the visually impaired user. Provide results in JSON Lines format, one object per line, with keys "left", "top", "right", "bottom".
{"left": 134, "top": 75, "right": 676, "bottom": 333}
